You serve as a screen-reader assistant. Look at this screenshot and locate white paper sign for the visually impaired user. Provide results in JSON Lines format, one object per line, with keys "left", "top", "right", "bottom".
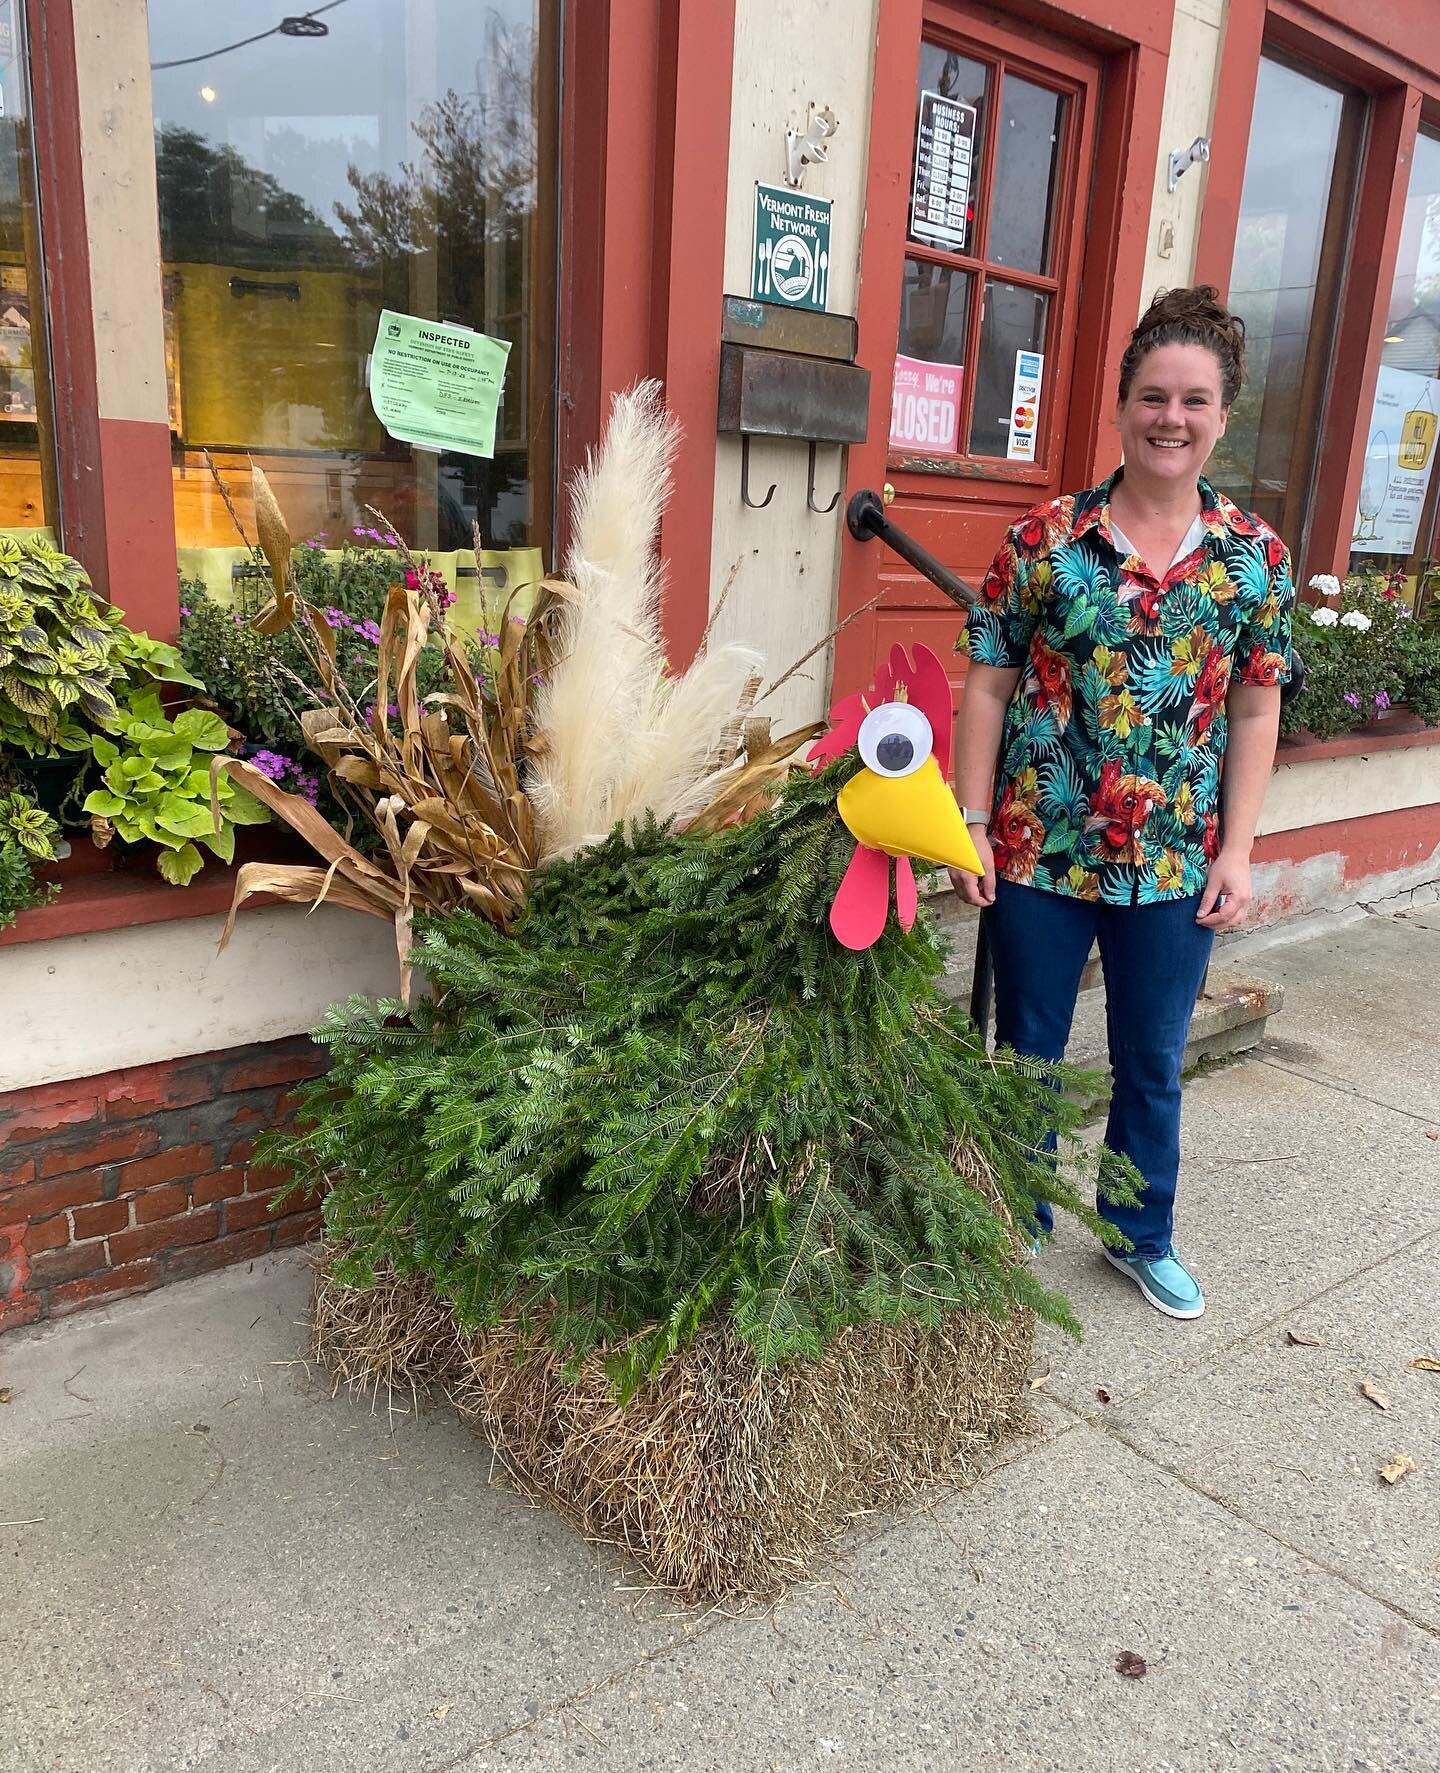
{"left": 1005, "top": 349, "right": 1045, "bottom": 461}
{"left": 1352, "top": 364, "right": 1440, "bottom": 555}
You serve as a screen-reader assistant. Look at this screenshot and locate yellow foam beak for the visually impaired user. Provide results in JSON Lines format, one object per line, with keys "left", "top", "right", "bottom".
{"left": 837, "top": 756, "right": 984, "bottom": 876}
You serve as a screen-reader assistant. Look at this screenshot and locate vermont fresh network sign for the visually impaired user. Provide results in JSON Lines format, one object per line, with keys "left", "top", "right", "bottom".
{"left": 752, "top": 184, "right": 833, "bottom": 312}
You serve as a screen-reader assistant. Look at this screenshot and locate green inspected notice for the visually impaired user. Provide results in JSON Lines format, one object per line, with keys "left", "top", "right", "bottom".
{"left": 368, "top": 309, "right": 511, "bottom": 458}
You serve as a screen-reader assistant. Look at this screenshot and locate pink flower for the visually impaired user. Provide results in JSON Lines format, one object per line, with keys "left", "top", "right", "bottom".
{"left": 1375, "top": 691, "right": 1391, "bottom": 710}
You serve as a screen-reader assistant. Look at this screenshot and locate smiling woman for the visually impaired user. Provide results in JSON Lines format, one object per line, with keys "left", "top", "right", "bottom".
{"left": 950, "top": 284, "right": 1295, "bottom": 1324}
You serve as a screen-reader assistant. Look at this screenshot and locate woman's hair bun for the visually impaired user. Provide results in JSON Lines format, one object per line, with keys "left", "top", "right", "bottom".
{"left": 1119, "top": 285, "right": 1246, "bottom": 406}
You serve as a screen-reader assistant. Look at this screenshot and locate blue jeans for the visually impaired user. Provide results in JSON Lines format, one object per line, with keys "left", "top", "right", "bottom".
{"left": 984, "top": 879, "right": 1214, "bottom": 1259}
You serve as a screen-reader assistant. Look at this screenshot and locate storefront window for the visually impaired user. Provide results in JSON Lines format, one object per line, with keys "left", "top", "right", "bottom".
{"left": 1217, "top": 56, "right": 1362, "bottom": 555}
{"left": 1348, "top": 128, "right": 1440, "bottom": 606}
{"left": 0, "top": 0, "right": 56, "bottom": 535}
{"left": 147, "top": 0, "right": 557, "bottom": 611}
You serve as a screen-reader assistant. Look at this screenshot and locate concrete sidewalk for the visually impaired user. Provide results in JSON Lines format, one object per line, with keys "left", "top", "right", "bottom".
{"left": 2, "top": 910, "right": 1438, "bottom": 1773}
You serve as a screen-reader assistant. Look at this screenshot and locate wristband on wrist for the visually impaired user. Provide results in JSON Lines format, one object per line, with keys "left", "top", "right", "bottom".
{"left": 960, "top": 806, "right": 990, "bottom": 827}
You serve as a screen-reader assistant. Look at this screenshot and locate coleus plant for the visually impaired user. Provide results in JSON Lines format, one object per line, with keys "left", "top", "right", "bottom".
{"left": 0, "top": 534, "right": 199, "bottom": 756}
{"left": 82, "top": 689, "right": 269, "bottom": 885}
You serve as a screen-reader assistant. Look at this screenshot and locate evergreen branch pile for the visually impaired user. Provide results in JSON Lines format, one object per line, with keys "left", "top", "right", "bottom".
{"left": 269, "top": 760, "right": 1138, "bottom": 1399}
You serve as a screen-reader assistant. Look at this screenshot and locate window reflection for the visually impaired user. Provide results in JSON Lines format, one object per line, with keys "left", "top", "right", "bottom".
{"left": 148, "top": 0, "right": 557, "bottom": 596}
{"left": 1349, "top": 130, "right": 1440, "bottom": 594}
{"left": 0, "top": 2, "right": 55, "bottom": 534}
{"left": 1219, "top": 57, "right": 1358, "bottom": 547}
{"left": 989, "top": 77, "right": 1062, "bottom": 275}
{"left": 968, "top": 281, "right": 1047, "bottom": 458}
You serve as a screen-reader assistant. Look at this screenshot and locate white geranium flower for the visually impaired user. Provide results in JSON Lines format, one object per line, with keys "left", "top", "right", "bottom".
{"left": 1309, "top": 606, "right": 1339, "bottom": 627}
{"left": 1340, "top": 610, "right": 1372, "bottom": 630}
{"left": 1308, "top": 573, "right": 1342, "bottom": 599}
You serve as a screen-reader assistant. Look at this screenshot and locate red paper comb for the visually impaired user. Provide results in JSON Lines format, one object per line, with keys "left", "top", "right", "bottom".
{"left": 809, "top": 643, "right": 954, "bottom": 774}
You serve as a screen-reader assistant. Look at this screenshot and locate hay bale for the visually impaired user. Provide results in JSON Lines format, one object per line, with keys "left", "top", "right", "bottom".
{"left": 312, "top": 1253, "right": 1037, "bottom": 1604}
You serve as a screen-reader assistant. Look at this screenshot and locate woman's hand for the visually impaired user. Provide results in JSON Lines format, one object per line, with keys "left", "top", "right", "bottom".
{"left": 949, "top": 826, "right": 997, "bottom": 908}
{"left": 1196, "top": 847, "right": 1253, "bottom": 930}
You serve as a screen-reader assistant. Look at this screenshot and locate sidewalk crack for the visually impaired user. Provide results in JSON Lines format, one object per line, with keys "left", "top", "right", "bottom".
{"left": 1253, "top": 1053, "right": 1439, "bottom": 1126}
{"left": 1091, "top": 1418, "right": 1440, "bottom": 1643}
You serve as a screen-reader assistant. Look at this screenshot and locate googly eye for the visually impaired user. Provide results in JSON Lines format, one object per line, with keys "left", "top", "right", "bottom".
{"left": 857, "top": 700, "right": 933, "bottom": 778}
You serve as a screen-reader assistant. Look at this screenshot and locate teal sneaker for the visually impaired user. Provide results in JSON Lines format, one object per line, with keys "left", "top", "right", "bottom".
{"left": 1103, "top": 1246, "right": 1205, "bottom": 1319}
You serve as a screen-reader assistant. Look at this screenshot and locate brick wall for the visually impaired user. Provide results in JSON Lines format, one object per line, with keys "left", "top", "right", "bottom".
{"left": 0, "top": 1036, "right": 327, "bottom": 1334}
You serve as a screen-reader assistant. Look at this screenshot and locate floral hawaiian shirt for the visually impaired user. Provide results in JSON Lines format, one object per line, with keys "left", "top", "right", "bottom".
{"left": 961, "top": 471, "right": 1294, "bottom": 906}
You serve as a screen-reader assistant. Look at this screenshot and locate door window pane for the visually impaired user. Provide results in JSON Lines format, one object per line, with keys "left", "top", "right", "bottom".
{"left": 967, "top": 281, "right": 1048, "bottom": 458}
{"left": 893, "top": 261, "right": 971, "bottom": 455}
{"left": 898, "top": 260, "right": 972, "bottom": 364}
{"left": 909, "top": 48, "right": 987, "bottom": 254}
{"left": 0, "top": 2, "right": 56, "bottom": 535}
{"left": 1349, "top": 129, "right": 1440, "bottom": 596}
{"left": 1218, "top": 57, "right": 1357, "bottom": 546}
{"left": 148, "top": 0, "right": 557, "bottom": 604}
{"left": 989, "top": 77, "right": 1063, "bottom": 275}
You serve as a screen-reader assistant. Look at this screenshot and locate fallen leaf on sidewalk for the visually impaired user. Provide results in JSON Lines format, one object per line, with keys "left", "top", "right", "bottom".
{"left": 1408, "top": 1357, "right": 1440, "bottom": 1372}
{"left": 1114, "top": 1650, "right": 1147, "bottom": 1678}
{"left": 429, "top": 1703, "right": 451, "bottom": 1722}
{"left": 1285, "top": 1330, "right": 1324, "bottom": 1347}
{"left": 1095, "top": 1387, "right": 1112, "bottom": 1404}
{"left": 1026, "top": 1369, "right": 1052, "bottom": 1392}
{"left": 1361, "top": 1381, "right": 1392, "bottom": 1411}
{"left": 1379, "top": 1454, "right": 1418, "bottom": 1485}
{"left": 0, "top": 1387, "right": 10, "bottom": 1404}
{"left": 1425, "top": 1130, "right": 1438, "bottom": 1142}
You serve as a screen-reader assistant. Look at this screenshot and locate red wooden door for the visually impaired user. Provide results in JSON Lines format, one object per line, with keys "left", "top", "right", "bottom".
{"left": 836, "top": 0, "right": 1104, "bottom": 716}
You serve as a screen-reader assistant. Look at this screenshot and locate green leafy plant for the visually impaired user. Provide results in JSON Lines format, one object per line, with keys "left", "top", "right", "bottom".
{"left": 179, "top": 544, "right": 469, "bottom": 815}
{"left": 265, "top": 763, "right": 1139, "bottom": 1401}
{"left": 0, "top": 535, "right": 199, "bottom": 756}
{"left": 1281, "top": 570, "right": 1440, "bottom": 739}
{"left": 0, "top": 788, "right": 59, "bottom": 931}
{"left": 81, "top": 689, "right": 270, "bottom": 885}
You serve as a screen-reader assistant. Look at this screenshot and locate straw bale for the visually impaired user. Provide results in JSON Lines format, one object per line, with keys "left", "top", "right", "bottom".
{"left": 312, "top": 1253, "right": 1036, "bottom": 1604}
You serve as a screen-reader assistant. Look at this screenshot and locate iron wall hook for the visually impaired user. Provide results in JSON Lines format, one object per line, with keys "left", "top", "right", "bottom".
{"left": 739, "top": 435, "right": 777, "bottom": 509}
{"left": 806, "top": 441, "right": 841, "bottom": 514}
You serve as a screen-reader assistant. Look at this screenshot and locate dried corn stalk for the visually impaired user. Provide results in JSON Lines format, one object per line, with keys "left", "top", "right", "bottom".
{"left": 215, "top": 469, "right": 564, "bottom": 996}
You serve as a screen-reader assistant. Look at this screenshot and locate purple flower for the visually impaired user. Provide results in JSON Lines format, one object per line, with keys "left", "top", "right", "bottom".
{"left": 1375, "top": 691, "right": 1391, "bottom": 710}
{"left": 232, "top": 614, "right": 245, "bottom": 626}
{"left": 250, "top": 749, "right": 289, "bottom": 781}
{"left": 1343, "top": 692, "right": 1360, "bottom": 709}
{"left": 357, "top": 619, "right": 382, "bottom": 644}
{"left": 179, "top": 605, "right": 192, "bottom": 618}
{"left": 352, "top": 526, "right": 368, "bottom": 537}
{"left": 324, "top": 606, "right": 346, "bottom": 628}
